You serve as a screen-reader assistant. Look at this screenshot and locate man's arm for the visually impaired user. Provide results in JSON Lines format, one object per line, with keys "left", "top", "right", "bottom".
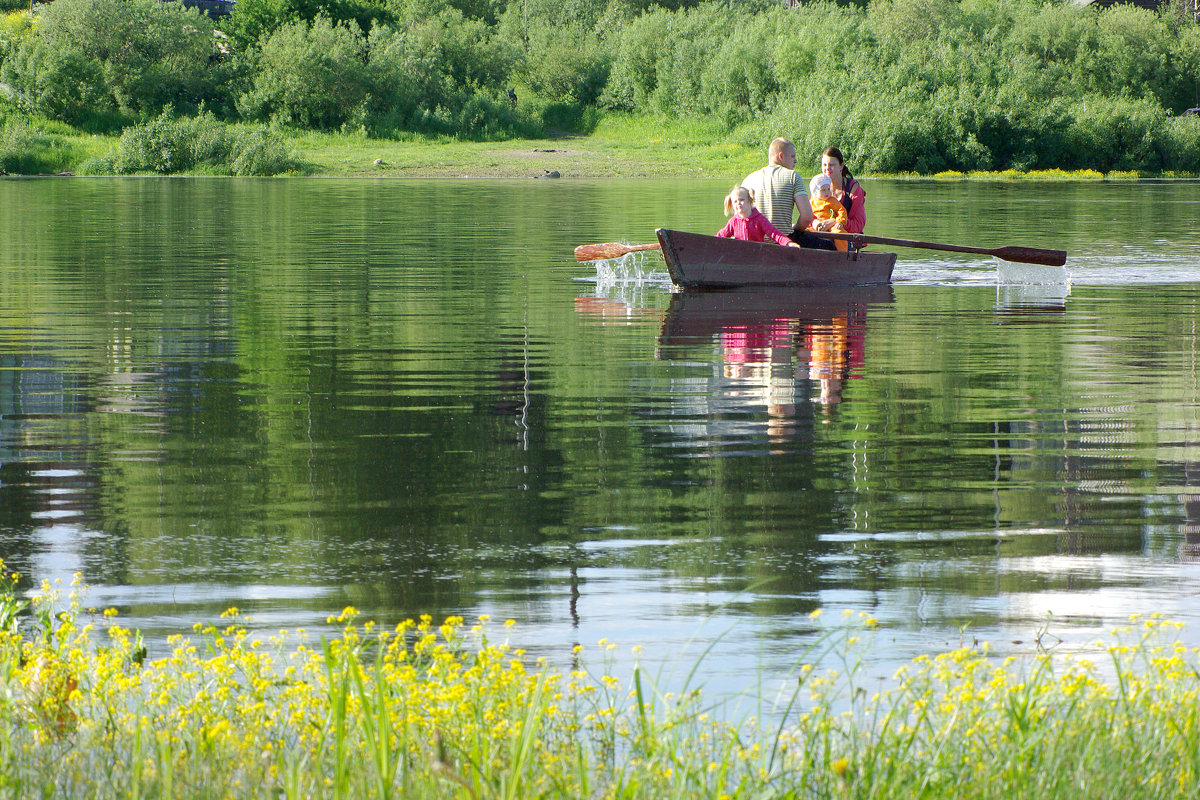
{"left": 794, "top": 195, "right": 813, "bottom": 231}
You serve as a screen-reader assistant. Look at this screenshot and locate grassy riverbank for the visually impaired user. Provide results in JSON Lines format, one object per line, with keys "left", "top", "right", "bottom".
{"left": 287, "top": 115, "right": 758, "bottom": 178}
{"left": 5, "top": 110, "right": 1197, "bottom": 179}
{"left": 291, "top": 115, "right": 1200, "bottom": 180}
{"left": 5, "top": 566, "right": 1200, "bottom": 799}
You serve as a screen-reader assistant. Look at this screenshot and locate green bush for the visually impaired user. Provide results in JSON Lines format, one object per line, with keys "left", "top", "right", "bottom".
{"left": 696, "top": 14, "right": 770, "bottom": 123}
{"left": 109, "top": 107, "right": 299, "bottom": 174}
{"left": 361, "top": 22, "right": 452, "bottom": 132}
{"left": 236, "top": 15, "right": 370, "bottom": 130}
{"left": 362, "top": 3, "right": 534, "bottom": 137}
{"left": 514, "top": 24, "right": 609, "bottom": 105}
{"left": 600, "top": 7, "right": 670, "bottom": 110}
{"left": 1162, "top": 116, "right": 1200, "bottom": 174}
{"left": 538, "top": 99, "right": 599, "bottom": 133}
{"left": 0, "top": 8, "right": 34, "bottom": 54}
{"left": 227, "top": 127, "right": 299, "bottom": 175}
{"left": 721, "top": 0, "right": 1200, "bottom": 173}
{"left": 1066, "top": 94, "right": 1167, "bottom": 172}
{"left": 0, "top": 0, "right": 233, "bottom": 127}
{"left": 226, "top": 0, "right": 392, "bottom": 48}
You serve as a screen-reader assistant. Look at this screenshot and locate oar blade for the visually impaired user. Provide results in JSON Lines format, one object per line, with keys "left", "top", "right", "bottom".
{"left": 575, "top": 243, "right": 629, "bottom": 261}
{"left": 992, "top": 246, "right": 1067, "bottom": 267}
{"left": 574, "top": 242, "right": 661, "bottom": 262}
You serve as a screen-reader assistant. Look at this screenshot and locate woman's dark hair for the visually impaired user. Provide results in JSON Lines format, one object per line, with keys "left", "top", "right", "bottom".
{"left": 822, "top": 146, "right": 853, "bottom": 187}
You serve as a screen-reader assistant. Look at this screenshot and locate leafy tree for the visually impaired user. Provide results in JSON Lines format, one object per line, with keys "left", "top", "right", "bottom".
{"left": 0, "top": 0, "right": 232, "bottom": 128}
{"left": 236, "top": 15, "right": 370, "bottom": 129}
{"left": 226, "top": 0, "right": 392, "bottom": 47}
{"left": 511, "top": 22, "right": 609, "bottom": 104}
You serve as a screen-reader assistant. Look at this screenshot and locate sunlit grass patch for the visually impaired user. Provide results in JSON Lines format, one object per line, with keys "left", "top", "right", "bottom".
{"left": 0, "top": 116, "right": 107, "bottom": 175}
{"left": 5, "top": 564, "right": 1200, "bottom": 799}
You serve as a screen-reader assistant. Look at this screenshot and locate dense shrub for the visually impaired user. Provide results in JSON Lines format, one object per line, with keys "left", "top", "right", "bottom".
{"left": 102, "top": 108, "right": 298, "bottom": 175}
{"left": 697, "top": 11, "right": 786, "bottom": 124}
{"left": 0, "top": 0, "right": 233, "bottom": 128}
{"left": 600, "top": 7, "right": 670, "bottom": 110}
{"left": 1065, "top": 94, "right": 1166, "bottom": 172}
{"left": 725, "top": 0, "right": 1200, "bottom": 173}
{"left": 403, "top": 5, "right": 514, "bottom": 94}
{"left": 226, "top": 0, "right": 392, "bottom": 48}
{"left": 1162, "top": 116, "right": 1200, "bottom": 174}
{"left": 6, "top": 0, "right": 1200, "bottom": 170}
{"left": 362, "top": 22, "right": 452, "bottom": 131}
{"left": 514, "top": 23, "right": 610, "bottom": 105}
{"left": 236, "top": 16, "right": 370, "bottom": 129}
{"left": 226, "top": 127, "right": 300, "bottom": 174}
{"left": 0, "top": 9, "right": 34, "bottom": 56}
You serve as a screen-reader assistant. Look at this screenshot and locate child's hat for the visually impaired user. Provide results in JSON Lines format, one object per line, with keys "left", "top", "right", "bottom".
{"left": 809, "top": 173, "right": 832, "bottom": 196}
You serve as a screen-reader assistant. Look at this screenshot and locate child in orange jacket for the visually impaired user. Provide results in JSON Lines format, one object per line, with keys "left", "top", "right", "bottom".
{"left": 807, "top": 174, "right": 849, "bottom": 252}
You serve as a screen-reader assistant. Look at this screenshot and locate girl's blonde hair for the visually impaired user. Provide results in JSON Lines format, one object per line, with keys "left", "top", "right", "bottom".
{"left": 724, "top": 185, "right": 754, "bottom": 217}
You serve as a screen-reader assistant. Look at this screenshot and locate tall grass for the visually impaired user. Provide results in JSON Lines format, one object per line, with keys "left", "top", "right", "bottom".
{"left": 0, "top": 116, "right": 97, "bottom": 174}
{"left": 3, "top": 563, "right": 1200, "bottom": 798}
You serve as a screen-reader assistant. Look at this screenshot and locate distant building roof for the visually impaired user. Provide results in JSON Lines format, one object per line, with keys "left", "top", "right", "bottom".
{"left": 1074, "top": 0, "right": 1163, "bottom": 10}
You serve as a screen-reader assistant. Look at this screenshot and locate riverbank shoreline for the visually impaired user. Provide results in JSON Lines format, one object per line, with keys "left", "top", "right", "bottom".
{"left": 5, "top": 112, "right": 1197, "bottom": 180}
{"left": 287, "top": 128, "right": 1198, "bottom": 181}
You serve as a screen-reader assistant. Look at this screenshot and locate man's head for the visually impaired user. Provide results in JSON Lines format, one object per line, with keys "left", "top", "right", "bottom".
{"left": 769, "top": 138, "right": 797, "bottom": 169}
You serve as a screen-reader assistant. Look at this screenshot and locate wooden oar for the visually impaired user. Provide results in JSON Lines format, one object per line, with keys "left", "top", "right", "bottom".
{"left": 808, "top": 231, "right": 1066, "bottom": 267}
{"left": 574, "top": 241, "right": 661, "bottom": 262}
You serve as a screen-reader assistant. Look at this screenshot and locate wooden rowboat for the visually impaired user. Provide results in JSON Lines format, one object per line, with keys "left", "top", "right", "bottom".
{"left": 656, "top": 228, "right": 896, "bottom": 288}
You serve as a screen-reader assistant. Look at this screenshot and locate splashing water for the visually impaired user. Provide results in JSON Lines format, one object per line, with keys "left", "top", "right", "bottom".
{"left": 995, "top": 256, "right": 1071, "bottom": 286}
{"left": 593, "top": 250, "right": 672, "bottom": 293}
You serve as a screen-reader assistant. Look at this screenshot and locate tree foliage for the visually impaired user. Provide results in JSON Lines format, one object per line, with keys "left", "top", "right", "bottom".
{"left": 0, "top": 0, "right": 1198, "bottom": 169}
{"left": 604, "top": 0, "right": 1200, "bottom": 172}
{"left": 0, "top": 0, "right": 232, "bottom": 129}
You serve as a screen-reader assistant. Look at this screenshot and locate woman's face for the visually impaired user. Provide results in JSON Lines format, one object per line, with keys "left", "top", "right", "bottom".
{"left": 821, "top": 154, "right": 842, "bottom": 184}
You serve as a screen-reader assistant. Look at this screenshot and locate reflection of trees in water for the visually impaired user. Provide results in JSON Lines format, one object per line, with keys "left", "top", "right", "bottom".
{"left": 0, "top": 354, "right": 101, "bottom": 592}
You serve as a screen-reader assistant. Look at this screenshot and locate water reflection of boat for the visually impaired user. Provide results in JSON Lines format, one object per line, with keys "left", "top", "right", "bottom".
{"left": 658, "top": 285, "right": 895, "bottom": 347}
{"left": 658, "top": 285, "right": 894, "bottom": 417}
{"left": 656, "top": 228, "right": 896, "bottom": 288}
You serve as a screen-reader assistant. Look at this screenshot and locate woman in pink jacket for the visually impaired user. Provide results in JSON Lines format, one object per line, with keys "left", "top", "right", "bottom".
{"left": 802, "top": 147, "right": 866, "bottom": 250}
{"left": 811, "top": 147, "right": 865, "bottom": 235}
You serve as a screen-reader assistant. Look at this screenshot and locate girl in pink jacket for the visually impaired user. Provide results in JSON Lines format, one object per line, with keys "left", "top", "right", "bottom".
{"left": 716, "top": 186, "right": 799, "bottom": 247}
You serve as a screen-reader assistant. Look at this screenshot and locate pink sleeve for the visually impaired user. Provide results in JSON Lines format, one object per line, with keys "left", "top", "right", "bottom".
{"left": 716, "top": 219, "right": 735, "bottom": 238}
{"left": 844, "top": 181, "right": 866, "bottom": 234}
{"left": 758, "top": 216, "right": 794, "bottom": 247}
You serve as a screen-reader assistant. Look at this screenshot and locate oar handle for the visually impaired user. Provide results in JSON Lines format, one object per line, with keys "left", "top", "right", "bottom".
{"left": 574, "top": 242, "right": 661, "bottom": 262}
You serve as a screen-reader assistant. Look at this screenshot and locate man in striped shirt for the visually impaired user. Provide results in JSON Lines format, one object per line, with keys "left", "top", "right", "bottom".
{"left": 741, "top": 138, "right": 813, "bottom": 244}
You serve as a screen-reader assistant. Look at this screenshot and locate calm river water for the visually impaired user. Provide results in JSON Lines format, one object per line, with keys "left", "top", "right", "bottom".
{"left": 1, "top": 177, "right": 1199, "bottom": 696}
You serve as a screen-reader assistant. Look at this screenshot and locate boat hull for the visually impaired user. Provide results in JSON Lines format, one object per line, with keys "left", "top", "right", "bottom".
{"left": 656, "top": 228, "right": 896, "bottom": 288}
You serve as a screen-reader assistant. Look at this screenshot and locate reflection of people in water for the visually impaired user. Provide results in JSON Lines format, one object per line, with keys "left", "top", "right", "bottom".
{"left": 720, "top": 321, "right": 799, "bottom": 443}
{"left": 807, "top": 313, "right": 851, "bottom": 406}
{"left": 716, "top": 308, "right": 868, "bottom": 430}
